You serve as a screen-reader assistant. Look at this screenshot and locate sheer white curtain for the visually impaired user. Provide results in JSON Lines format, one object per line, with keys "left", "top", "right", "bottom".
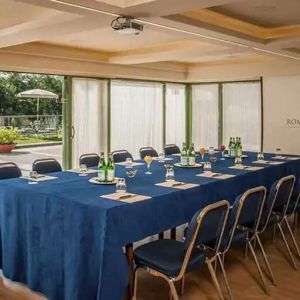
{"left": 223, "top": 82, "right": 261, "bottom": 151}
{"left": 192, "top": 84, "right": 219, "bottom": 149}
{"left": 111, "top": 81, "right": 163, "bottom": 158}
{"left": 72, "top": 78, "right": 108, "bottom": 167}
{"left": 166, "top": 84, "right": 186, "bottom": 147}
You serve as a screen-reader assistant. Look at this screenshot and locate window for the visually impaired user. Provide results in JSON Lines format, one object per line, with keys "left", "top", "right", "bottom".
{"left": 192, "top": 84, "right": 219, "bottom": 149}
{"left": 222, "top": 82, "right": 261, "bottom": 151}
{"left": 111, "top": 81, "right": 163, "bottom": 158}
{"left": 165, "top": 84, "right": 186, "bottom": 147}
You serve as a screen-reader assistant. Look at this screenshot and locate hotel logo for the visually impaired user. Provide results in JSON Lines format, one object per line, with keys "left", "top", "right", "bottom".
{"left": 287, "top": 118, "right": 300, "bottom": 128}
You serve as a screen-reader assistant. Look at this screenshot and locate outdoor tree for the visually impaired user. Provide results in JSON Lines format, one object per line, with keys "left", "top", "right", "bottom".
{"left": 0, "top": 72, "right": 63, "bottom": 116}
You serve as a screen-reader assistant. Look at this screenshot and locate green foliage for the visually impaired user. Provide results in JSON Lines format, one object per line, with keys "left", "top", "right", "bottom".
{"left": 0, "top": 72, "right": 63, "bottom": 115}
{"left": 0, "top": 127, "right": 21, "bottom": 144}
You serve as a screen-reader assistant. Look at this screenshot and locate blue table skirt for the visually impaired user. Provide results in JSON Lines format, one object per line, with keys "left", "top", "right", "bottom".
{"left": 0, "top": 152, "right": 299, "bottom": 300}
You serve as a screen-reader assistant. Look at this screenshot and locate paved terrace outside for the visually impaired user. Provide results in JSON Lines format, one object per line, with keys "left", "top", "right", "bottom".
{"left": 0, "top": 145, "right": 62, "bottom": 175}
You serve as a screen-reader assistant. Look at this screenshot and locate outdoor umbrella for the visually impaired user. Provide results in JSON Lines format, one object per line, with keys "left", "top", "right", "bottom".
{"left": 17, "top": 89, "right": 59, "bottom": 120}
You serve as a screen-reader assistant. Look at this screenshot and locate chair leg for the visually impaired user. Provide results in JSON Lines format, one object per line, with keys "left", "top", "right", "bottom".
{"left": 272, "top": 222, "right": 277, "bottom": 241}
{"left": 179, "top": 276, "right": 185, "bottom": 296}
{"left": 256, "top": 234, "right": 277, "bottom": 286}
{"left": 217, "top": 254, "right": 234, "bottom": 300}
{"left": 248, "top": 240, "right": 270, "bottom": 295}
{"left": 244, "top": 232, "right": 249, "bottom": 258}
{"left": 166, "top": 279, "right": 179, "bottom": 300}
{"left": 277, "top": 223, "right": 298, "bottom": 270}
{"left": 207, "top": 260, "right": 225, "bottom": 300}
{"left": 284, "top": 217, "right": 300, "bottom": 258}
{"left": 132, "top": 267, "right": 141, "bottom": 300}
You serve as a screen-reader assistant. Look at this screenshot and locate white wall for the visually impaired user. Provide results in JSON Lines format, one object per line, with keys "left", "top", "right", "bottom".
{"left": 263, "top": 76, "right": 300, "bottom": 155}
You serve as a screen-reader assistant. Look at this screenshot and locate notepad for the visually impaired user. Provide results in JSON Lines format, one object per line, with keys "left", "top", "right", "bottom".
{"left": 229, "top": 166, "right": 264, "bottom": 171}
{"left": 68, "top": 168, "right": 97, "bottom": 174}
{"left": 115, "top": 162, "right": 144, "bottom": 167}
{"left": 252, "top": 160, "right": 284, "bottom": 165}
{"left": 21, "top": 175, "right": 58, "bottom": 182}
{"left": 156, "top": 181, "right": 199, "bottom": 189}
{"left": 197, "top": 173, "right": 235, "bottom": 179}
{"left": 101, "top": 192, "right": 151, "bottom": 203}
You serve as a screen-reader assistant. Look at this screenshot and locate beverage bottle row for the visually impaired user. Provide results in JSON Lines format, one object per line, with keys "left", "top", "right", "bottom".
{"left": 181, "top": 142, "right": 196, "bottom": 166}
{"left": 97, "top": 152, "right": 115, "bottom": 182}
{"left": 228, "top": 137, "right": 243, "bottom": 157}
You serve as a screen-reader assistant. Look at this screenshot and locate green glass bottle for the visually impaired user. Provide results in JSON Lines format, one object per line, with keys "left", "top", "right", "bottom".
{"left": 181, "top": 142, "right": 188, "bottom": 166}
{"left": 237, "top": 137, "right": 243, "bottom": 157}
{"left": 106, "top": 153, "right": 115, "bottom": 182}
{"left": 98, "top": 152, "right": 107, "bottom": 182}
{"left": 231, "top": 138, "right": 237, "bottom": 157}
{"left": 188, "top": 143, "right": 196, "bottom": 166}
{"left": 228, "top": 137, "right": 233, "bottom": 157}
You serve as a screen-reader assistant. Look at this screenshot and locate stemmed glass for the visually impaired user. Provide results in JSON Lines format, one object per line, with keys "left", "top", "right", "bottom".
{"left": 220, "top": 144, "right": 226, "bottom": 160}
{"left": 144, "top": 155, "right": 153, "bottom": 175}
{"left": 199, "top": 147, "right": 206, "bottom": 163}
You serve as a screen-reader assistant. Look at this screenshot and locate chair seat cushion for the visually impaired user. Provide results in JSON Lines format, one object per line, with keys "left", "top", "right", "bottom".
{"left": 134, "top": 239, "right": 205, "bottom": 277}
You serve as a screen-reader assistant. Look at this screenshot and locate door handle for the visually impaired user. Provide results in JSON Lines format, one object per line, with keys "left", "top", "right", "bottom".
{"left": 71, "top": 125, "right": 75, "bottom": 139}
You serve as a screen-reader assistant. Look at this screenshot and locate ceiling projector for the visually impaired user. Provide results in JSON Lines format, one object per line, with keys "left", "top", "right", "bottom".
{"left": 111, "top": 16, "right": 143, "bottom": 35}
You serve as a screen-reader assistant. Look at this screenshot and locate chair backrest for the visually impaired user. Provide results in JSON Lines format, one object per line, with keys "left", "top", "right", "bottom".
{"left": 32, "top": 158, "right": 62, "bottom": 174}
{"left": 139, "top": 147, "right": 158, "bottom": 159}
{"left": 0, "top": 162, "right": 22, "bottom": 180}
{"left": 112, "top": 150, "right": 133, "bottom": 163}
{"left": 79, "top": 153, "right": 100, "bottom": 168}
{"left": 224, "top": 186, "right": 267, "bottom": 253}
{"left": 263, "top": 175, "right": 295, "bottom": 228}
{"left": 164, "top": 144, "right": 180, "bottom": 156}
{"left": 180, "top": 200, "right": 230, "bottom": 278}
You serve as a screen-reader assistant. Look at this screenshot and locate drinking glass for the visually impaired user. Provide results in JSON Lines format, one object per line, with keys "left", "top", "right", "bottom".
{"left": 125, "top": 157, "right": 133, "bottom": 169}
{"left": 220, "top": 144, "right": 226, "bottom": 160}
{"left": 144, "top": 155, "right": 153, "bottom": 175}
{"left": 158, "top": 152, "right": 165, "bottom": 163}
{"left": 275, "top": 148, "right": 282, "bottom": 157}
{"left": 199, "top": 147, "right": 206, "bottom": 162}
{"left": 28, "top": 171, "right": 38, "bottom": 184}
{"left": 208, "top": 147, "right": 215, "bottom": 156}
{"left": 126, "top": 169, "right": 137, "bottom": 178}
{"left": 235, "top": 155, "right": 242, "bottom": 166}
{"left": 165, "top": 165, "right": 175, "bottom": 181}
{"left": 116, "top": 178, "right": 126, "bottom": 193}
{"left": 79, "top": 164, "right": 88, "bottom": 176}
{"left": 257, "top": 152, "right": 264, "bottom": 161}
{"left": 203, "top": 162, "right": 212, "bottom": 173}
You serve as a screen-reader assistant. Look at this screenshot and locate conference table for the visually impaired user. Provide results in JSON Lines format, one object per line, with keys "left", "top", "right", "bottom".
{"left": 0, "top": 152, "right": 299, "bottom": 300}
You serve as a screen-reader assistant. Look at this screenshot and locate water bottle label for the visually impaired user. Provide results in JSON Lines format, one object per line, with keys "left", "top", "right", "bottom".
{"left": 98, "top": 170, "right": 106, "bottom": 182}
{"left": 181, "top": 156, "right": 188, "bottom": 166}
{"left": 189, "top": 157, "right": 195, "bottom": 166}
{"left": 107, "top": 170, "right": 115, "bottom": 182}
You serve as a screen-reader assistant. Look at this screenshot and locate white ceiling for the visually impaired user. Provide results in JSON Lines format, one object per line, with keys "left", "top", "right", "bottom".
{"left": 0, "top": 0, "right": 300, "bottom": 68}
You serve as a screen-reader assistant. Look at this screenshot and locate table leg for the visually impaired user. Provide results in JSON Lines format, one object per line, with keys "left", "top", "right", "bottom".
{"left": 125, "top": 243, "right": 134, "bottom": 300}
{"left": 171, "top": 228, "right": 176, "bottom": 240}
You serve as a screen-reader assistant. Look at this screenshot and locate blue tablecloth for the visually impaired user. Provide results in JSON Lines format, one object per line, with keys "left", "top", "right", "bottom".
{"left": 0, "top": 152, "right": 300, "bottom": 300}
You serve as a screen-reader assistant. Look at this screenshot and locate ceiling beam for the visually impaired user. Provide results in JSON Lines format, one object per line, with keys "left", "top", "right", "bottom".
{"left": 181, "top": 9, "right": 300, "bottom": 40}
